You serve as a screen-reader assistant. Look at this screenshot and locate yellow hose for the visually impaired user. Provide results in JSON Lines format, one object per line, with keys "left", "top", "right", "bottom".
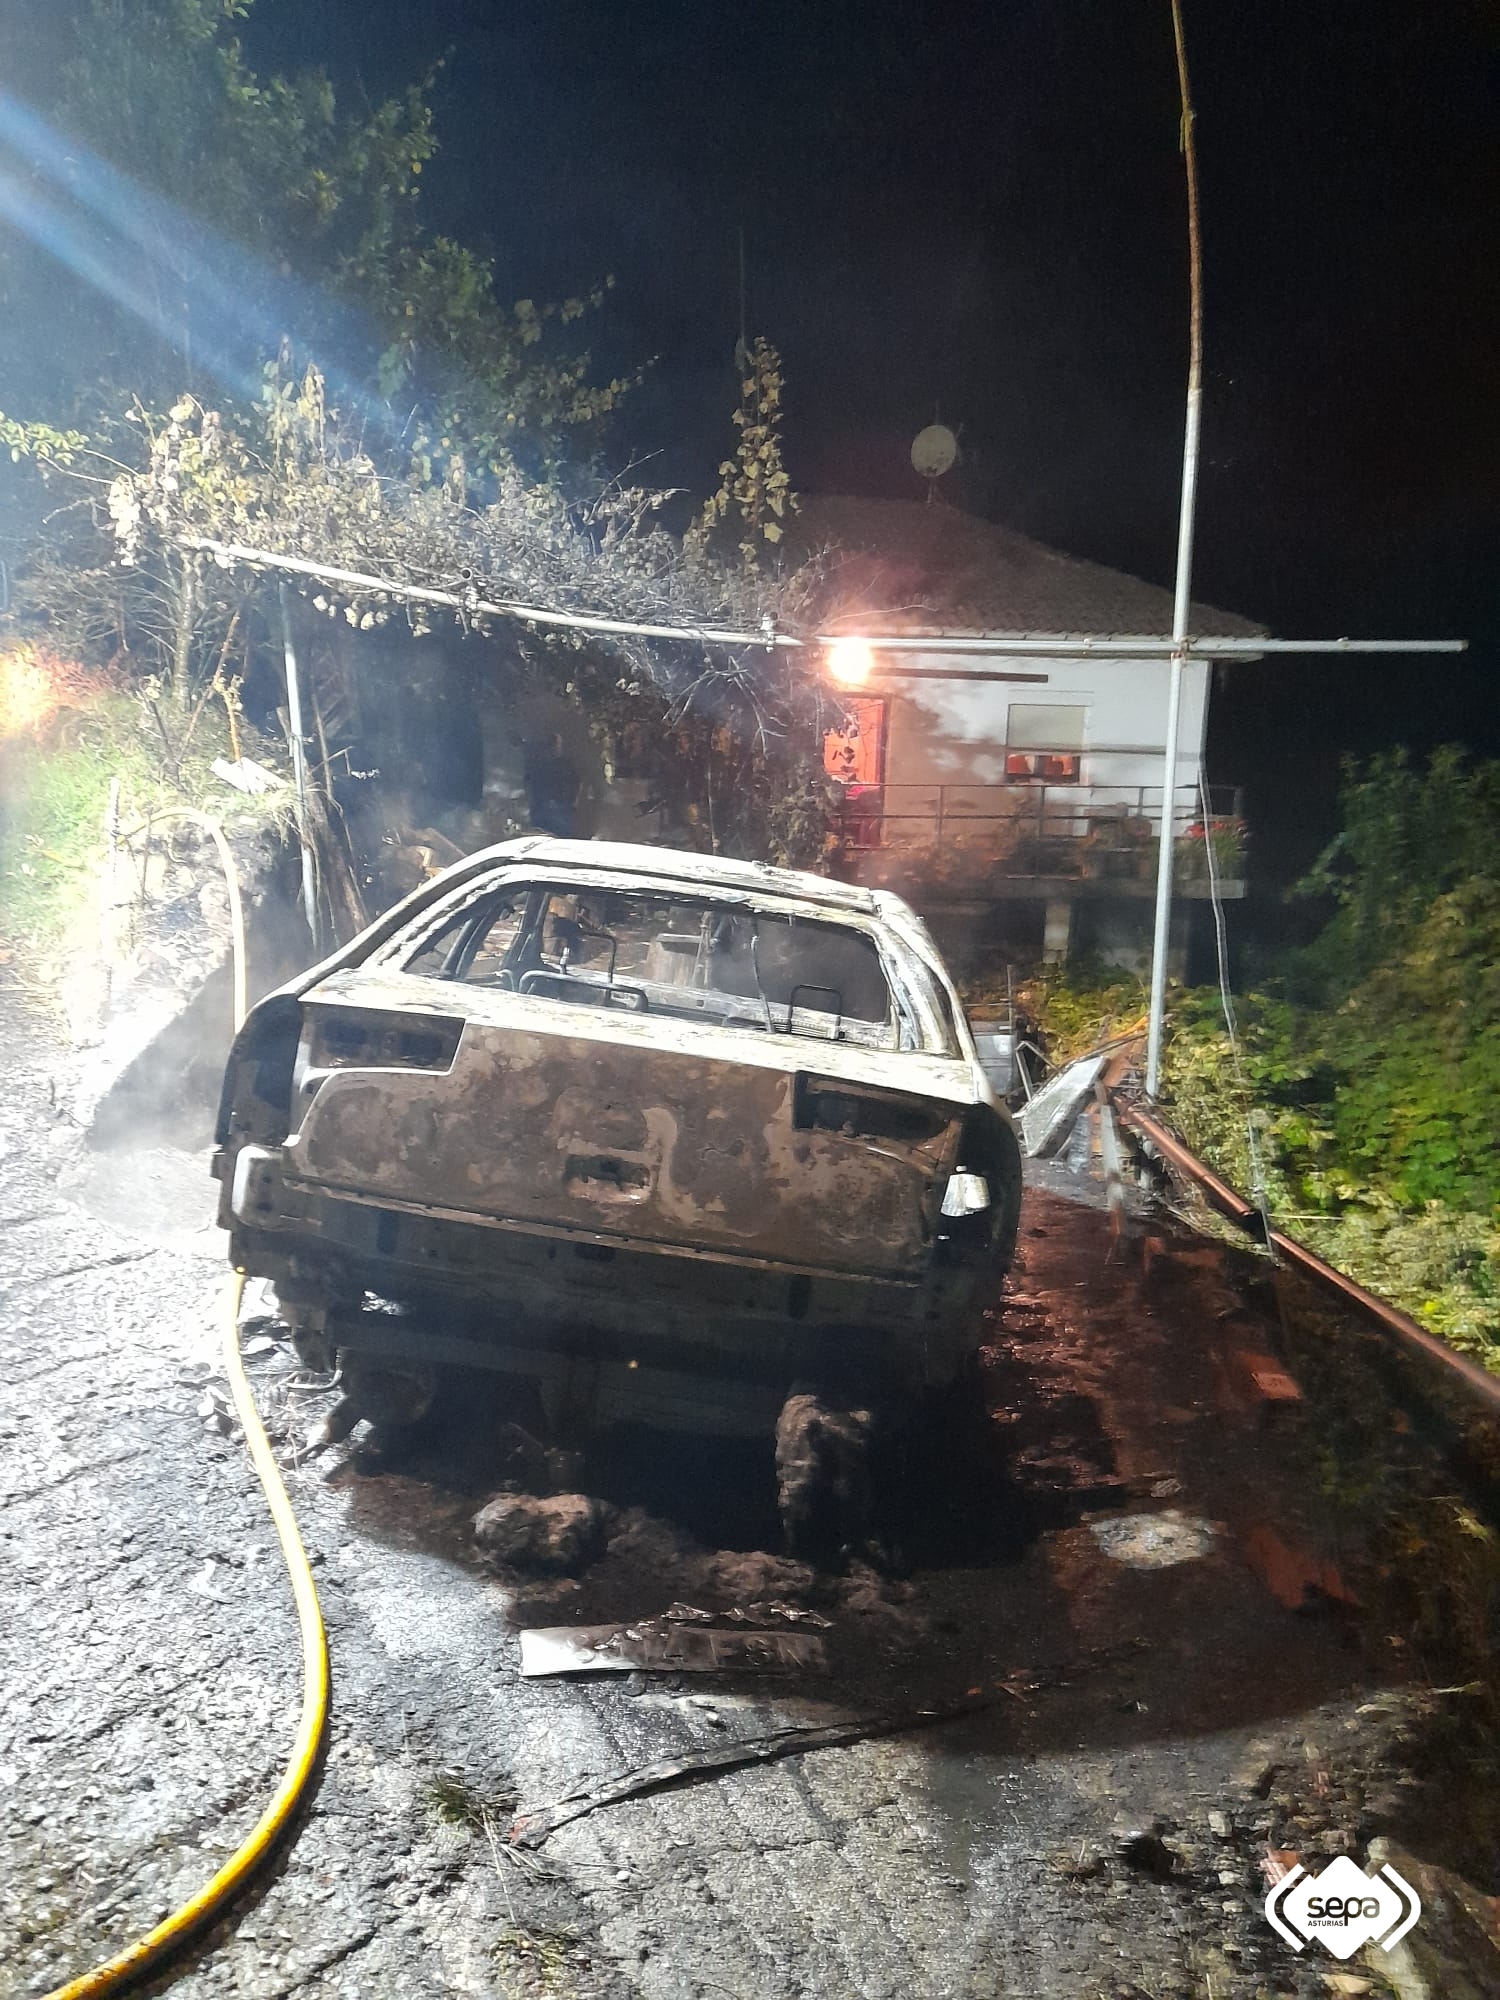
{"left": 43, "top": 813, "right": 328, "bottom": 2000}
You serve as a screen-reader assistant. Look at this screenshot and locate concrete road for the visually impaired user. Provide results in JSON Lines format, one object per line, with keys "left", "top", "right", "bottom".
{"left": 0, "top": 992, "right": 1488, "bottom": 1999}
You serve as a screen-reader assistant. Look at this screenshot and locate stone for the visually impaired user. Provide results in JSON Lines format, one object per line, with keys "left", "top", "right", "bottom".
{"left": 472, "top": 1492, "right": 606, "bottom": 1574}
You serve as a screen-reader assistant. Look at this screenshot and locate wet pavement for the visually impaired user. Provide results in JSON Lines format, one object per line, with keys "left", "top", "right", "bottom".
{"left": 1, "top": 986, "right": 1496, "bottom": 1998}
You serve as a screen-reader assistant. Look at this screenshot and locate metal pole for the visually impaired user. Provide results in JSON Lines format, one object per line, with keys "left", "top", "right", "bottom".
{"left": 177, "top": 537, "right": 1466, "bottom": 661}
{"left": 278, "top": 582, "right": 320, "bottom": 950}
{"left": 98, "top": 773, "right": 121, "bottom": 1027}
{"left": 1146, "top": 0, "right": 1204, "bottom": 1099}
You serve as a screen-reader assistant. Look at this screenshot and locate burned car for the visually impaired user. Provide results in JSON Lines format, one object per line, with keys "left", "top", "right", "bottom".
{"left": 214, "top": 839, "right": 1021, "bottom": 1538}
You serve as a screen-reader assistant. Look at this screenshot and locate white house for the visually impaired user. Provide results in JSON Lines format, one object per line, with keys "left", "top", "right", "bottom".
{"left": 801, "top": 497, "right": 1264, "bottom": 972}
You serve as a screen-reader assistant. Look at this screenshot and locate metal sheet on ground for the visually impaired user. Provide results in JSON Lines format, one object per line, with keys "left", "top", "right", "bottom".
{"left": 1019, "top": 1052, "right": 1106, "bottom": 1157}
{"left": 520, "top": 1621, "right": 829, "bottom": 1677}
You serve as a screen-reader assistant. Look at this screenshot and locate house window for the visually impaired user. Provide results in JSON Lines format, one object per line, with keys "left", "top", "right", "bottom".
{"left": 1006, "top": 751, "right": 1081, "bottom": 782}
{"left": 1006, "top": 704, "right": 1085, "bottom": 784}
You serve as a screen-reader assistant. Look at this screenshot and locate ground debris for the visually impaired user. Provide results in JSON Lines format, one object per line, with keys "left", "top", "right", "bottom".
{"left": 518, "top": 1619, "right": 827, "bottom": 1678}
{"left": 1088, "top": 1509, "right": 1218, "bottom": 1568}
{"left": 1115, "top": 1825, "right": 1180, "bottom": 1879}
{"left": 663, "top": 1599, "right": 833, "bottom": 1629}
{"left": 1242, "top": 1524, "right": 1359, "bottom": 1612}
{"left": 474, "top": 1492, "right": 608, "bottom": 1573}
{"left": 1365, "top": 1835, "right": 1500, "bottom": 2000}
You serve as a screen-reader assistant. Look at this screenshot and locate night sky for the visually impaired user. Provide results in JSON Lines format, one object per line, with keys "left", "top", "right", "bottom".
{"left": 245, "top": 2, "right": 1498, "bottom": 881}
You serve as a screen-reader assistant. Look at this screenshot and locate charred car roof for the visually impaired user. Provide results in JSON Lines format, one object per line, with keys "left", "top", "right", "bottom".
{"left": 445, "top": 837, "right": 884, "bottom": 916}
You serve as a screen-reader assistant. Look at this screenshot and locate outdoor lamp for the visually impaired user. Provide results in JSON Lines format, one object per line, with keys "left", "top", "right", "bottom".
{"left": 825, "top": 636, "right": 875, "bottom": 688}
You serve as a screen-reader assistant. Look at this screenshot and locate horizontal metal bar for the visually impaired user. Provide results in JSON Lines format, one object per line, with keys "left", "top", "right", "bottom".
{"left": 1115, "top": 1100, "right": 1261, "bottom": 1227}
{"left": 842, "top": 632, "right": 1466, "bottom": 656}
{"left": 182, "top": 538, "right": 780, "bottom": 649}
{"left": 183, "top": 537, "right": 1467, "bottom": 661}
{"left": 868, "top": 808, "right": 1208, "bottom": 824}
{"left": 863, "top": 666, "right": 1052, "bottom": 683}
{"left": 1117, "top": 1097, "right": 1500, "bottom": 1418}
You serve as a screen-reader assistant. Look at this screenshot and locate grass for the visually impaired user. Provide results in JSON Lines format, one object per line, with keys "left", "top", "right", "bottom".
{"left": 492, "top": 1925, "right": 587, "bottom": 1998}
{"left": 422, "top": 1770, "right": 586, "bottom": 1996}
{"left": 420, "top": 1768, "right": 520, "bottom": 1834}
{"left": 0, "top": 673, "right": 289, "bottom": 974}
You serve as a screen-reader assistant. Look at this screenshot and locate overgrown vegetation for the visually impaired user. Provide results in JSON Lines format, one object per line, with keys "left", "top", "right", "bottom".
{"left": 1160, "top": 752, "right": 1498, "bottom": 1365}
{"left": 0, "top": 0, "right": 842, "bottom": 968}
{"left": 1017, "top": 959, "right": 1149, "bottom": 1061}
{"left": 0, "top": 0, "right": 626, "bottom": 458}
{"left": 1011, "top": 753, "right": 1499, "bottom": 1366}
{"left": 0, "top": 647, "right": 287, "bottom": 966}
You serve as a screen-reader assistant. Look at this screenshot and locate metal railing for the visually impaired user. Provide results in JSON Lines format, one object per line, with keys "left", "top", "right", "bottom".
{"left": 834, "top": 782, "right": 1246, "bottom": 888}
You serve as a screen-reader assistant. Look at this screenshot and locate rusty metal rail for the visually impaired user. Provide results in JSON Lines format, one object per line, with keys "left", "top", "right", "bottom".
{"left": 1115, "top": 1096, "right": 1500, "bottom": 1421}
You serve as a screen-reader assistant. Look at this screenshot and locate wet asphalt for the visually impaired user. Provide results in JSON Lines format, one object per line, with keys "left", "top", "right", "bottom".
{"left": 0, "top": 988, "right": 1486, "bottom": 1998}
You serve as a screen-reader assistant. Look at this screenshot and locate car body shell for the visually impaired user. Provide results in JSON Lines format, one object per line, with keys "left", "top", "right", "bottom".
{"left": 214, "top": 838, "right": 1021, "bottom": 1435}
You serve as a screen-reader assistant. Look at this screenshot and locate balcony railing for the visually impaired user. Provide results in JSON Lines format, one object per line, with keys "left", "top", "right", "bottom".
{"left": 833, "top": 782, "right": 1246, "bottom": 897}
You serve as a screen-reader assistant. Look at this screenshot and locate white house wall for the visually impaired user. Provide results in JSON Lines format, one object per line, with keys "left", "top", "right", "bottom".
{"left": 878, "top": 652, "right": 1210, "bottom": 825}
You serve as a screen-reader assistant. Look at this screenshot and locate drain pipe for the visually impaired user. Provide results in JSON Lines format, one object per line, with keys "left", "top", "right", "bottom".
{"left": 1117, "top": 1095, "right": 1500, "bottom": 1419}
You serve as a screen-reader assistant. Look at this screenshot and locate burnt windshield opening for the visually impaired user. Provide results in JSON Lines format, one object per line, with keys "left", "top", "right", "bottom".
{"left": 401, "top": 884, "right": 919, "bottom": 1050}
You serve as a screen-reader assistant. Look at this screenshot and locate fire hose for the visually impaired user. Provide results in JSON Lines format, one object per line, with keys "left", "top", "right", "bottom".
{"left": 44, "top": 811, "right": 328, "bottom": 2000}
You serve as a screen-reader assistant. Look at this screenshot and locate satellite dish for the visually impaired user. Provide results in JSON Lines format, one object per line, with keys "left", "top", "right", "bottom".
{"left": 910, "top": 423, "right": 958, "bottom": 482}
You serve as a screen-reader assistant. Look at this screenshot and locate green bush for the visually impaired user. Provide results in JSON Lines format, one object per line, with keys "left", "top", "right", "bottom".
{"left": 1160, "top": 997, "right": 1500, "bottom": 1366}
{"left": 1153, "top": 754, "right": 1500, "bottom": 1369}
{"left": 1023, "top": 751, "right": 1500, "bottom": 1369}
{"left": 1018, "top": 958, "right": 1148, "bottom": 1062}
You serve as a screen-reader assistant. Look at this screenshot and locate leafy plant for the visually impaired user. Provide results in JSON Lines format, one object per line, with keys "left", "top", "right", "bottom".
{"left": 1152, "top": 752, "right": 1500, "bottom": 1367}
{"left": 1291, "top": 747, "right": 1500, "bottom": 996}
{"left": 1020, "top": 959, "right": 1149, "bottom": 1062}
{"left": 0, "top": 0, "right": 623, "bottom": 462}
{"left": 684, "top": 337, "right": 798, "bottom": 573}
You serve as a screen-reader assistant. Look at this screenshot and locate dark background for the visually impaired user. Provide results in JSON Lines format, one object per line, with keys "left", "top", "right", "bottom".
{"left": 244, "top": 1, "right": 1498, "bottom": 885}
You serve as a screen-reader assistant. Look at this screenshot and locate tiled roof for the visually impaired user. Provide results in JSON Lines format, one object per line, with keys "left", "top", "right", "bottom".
{"left": 792, "top": 495, "right": 1266, "bottom": 640}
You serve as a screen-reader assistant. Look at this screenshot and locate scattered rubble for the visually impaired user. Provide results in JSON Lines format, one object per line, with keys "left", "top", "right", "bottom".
{"left": 773, "top": 1391, "right": 875, "bottom": 1556}
{"left": 518, "top": 1619, "right": 828, "bottom": 1678}
{"left": 473, "top": 1492, "right": 609, "bottom": 1573}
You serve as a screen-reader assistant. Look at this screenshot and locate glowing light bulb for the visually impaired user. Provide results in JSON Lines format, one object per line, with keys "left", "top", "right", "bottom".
{"left": 826, "top": 636, "right": 875, "bottom": 688}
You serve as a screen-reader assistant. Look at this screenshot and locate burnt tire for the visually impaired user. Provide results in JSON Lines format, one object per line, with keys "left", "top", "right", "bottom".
{"left": 319, "top": 1352, "right": 438, "bottom": 1447}
{"left": 775, "top": 1388, "right": 876, "bottom": 1564}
